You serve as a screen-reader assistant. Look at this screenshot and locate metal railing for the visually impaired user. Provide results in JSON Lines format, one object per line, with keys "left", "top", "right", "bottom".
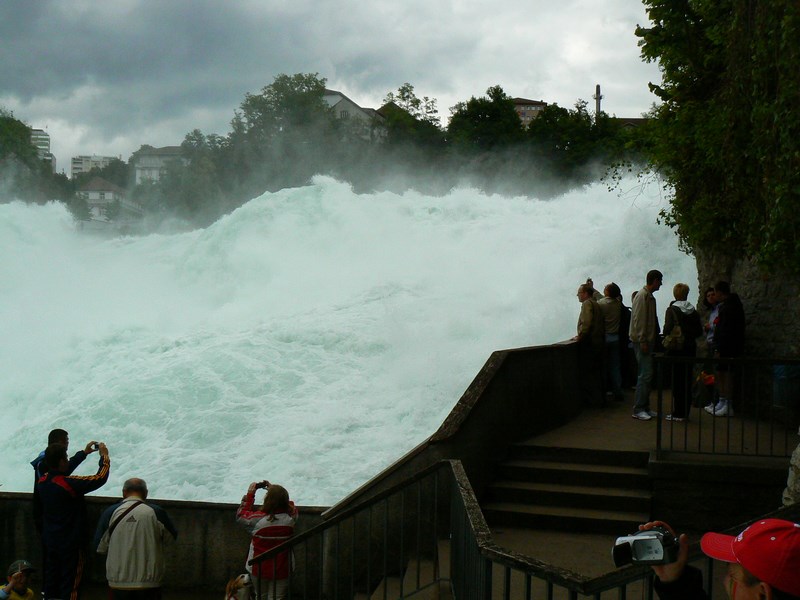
{"left": 248, "top": 459, "right": 723, "bottom": 599}
{"left": 654, "top": 355, "right": 800, "bottom": 458}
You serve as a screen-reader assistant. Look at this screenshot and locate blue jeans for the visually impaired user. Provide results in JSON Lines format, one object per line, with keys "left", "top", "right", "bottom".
{"left": 604, "top": 334, "right": 623, "bottom": 399}
{"left": 633, "top": 342, "right": 653, "bottom": 412}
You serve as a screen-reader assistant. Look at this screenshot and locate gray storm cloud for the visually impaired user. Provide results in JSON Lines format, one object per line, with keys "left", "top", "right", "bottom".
{"left": 0, "top": 0, "right": 660, "bottom": 170}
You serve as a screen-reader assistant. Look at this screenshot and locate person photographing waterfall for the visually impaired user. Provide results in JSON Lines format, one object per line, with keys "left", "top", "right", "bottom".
{"left": 236, "top": 480, "right": 299, "bottom": 600}
{"left": 37, "top": 441, "right": 110, "bottom": 600}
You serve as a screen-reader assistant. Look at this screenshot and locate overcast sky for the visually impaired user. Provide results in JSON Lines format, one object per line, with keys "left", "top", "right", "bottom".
{"left": 1, "top": 0, "right": 662, "bottom": 175}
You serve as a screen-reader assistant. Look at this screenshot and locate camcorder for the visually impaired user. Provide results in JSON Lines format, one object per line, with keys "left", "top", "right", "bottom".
{"left": 612, "top": 526, "right": 679, "bottom": 567}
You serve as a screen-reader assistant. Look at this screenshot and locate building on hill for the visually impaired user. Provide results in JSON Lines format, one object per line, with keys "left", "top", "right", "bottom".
{"left": 614, "top": 117, "right": 649, "bottom": 129}
{"left": 513, "top": 98, "right": 548, "bottom": 128}
{"left": 323, "top": 89, "right": 386, "bottom": 140}
{"left": 130, "top": 145, "right": 187, "bottom": 185}
{"left": 30, "top": 128, "right": 56, "bottom": 172}
{"left": 71, "top": 155, "right": 119, "bottom": 179}
{"left": 77, "top": 176, "right": 142, "bottom": 222}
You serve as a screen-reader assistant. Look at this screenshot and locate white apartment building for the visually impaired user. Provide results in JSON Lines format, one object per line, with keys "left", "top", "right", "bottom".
{"left": 130, "top": 145, "right": 187, "bottom": 185}
{"left": 30, "top": 128, "right": 56, "bottom": 172}
{"left": 71, "top": 155, "right": 118, "bottom": 178}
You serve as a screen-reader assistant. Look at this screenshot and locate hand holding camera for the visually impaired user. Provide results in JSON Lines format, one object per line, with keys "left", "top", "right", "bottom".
{"left": 247, "top": 480, "right": 270, "bottom": 494}
{"left": 613, "top": 521, "right": 689, "bottom": 583}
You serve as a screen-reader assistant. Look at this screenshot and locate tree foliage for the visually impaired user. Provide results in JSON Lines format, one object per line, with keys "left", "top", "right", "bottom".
{"left": 447, "top": 85, "right": 524, "bottom": 151}
{"left": 383, "top": 83, "right": 441, "bottom": 127}
{"left": 528, "top": 100, "right": 626, "bottom": 179}
{"left": 637, "top": 0, "right": 800, "bottom": 268}
{"left": 380, "top": 83, "right": 445, "bottom": 151}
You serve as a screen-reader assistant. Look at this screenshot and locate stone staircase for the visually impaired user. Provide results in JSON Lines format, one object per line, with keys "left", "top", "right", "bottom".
{"left": 481, "top": 444, "right": 652, "bottom": 535}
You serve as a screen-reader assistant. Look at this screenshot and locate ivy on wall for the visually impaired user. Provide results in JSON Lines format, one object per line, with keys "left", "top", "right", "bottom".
{"left": 636, "top": 0, "right": 800, "bottom": 269}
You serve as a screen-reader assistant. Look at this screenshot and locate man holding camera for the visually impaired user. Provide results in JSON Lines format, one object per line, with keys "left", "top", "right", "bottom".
{"left": 640, "top": 519, "right": 800, "bottom": 600}
{"left": 37, "top": 441, "right": 110, "bottom": 600}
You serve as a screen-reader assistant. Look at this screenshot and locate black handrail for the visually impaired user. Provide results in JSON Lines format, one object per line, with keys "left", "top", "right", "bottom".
{"left": 654, "top": 354, "right": 799, "bottom": 458}
{"left": 247, "top": 459, "right": 749, "bottom": 598}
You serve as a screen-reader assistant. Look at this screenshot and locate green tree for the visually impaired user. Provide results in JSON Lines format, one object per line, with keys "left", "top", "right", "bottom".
{"left": 528, "top": 101, "right": 626, "bottom": 180}
{"left": 228, "top": 73, "right": 339, "bottom": 195}
{"left": 73, "top": 157, "right": 130, "bottom": 189}
{"left": 447, "top": 85, "right": 524, "bottom": 152}
{"left": 0, "top": 108, "right": 38, "bottom": 166}
{"left": 636, "top": 0, "right": 800, "bottom": 267}
{"left": 104, "top": 198, "right": 121, "bottom": 221}
{"left": 383, "top": 83, "right": 441, "bottom": 127}
{"left": 380, "top": 84, "right": 445, "bottom": 150}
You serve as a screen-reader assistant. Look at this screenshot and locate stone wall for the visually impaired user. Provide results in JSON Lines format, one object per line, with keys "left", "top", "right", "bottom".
{"left": 694, "top": 249, "right": 800, "bottom": 357}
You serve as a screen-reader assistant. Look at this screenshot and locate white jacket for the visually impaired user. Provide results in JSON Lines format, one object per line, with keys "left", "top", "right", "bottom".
{"left": 95, "top": 496, "right": 177, "bottom": 589}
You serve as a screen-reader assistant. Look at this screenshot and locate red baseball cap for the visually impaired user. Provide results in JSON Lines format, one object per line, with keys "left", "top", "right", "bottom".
{"left": 700, "top": 519, "right": 800, "bottom": 596}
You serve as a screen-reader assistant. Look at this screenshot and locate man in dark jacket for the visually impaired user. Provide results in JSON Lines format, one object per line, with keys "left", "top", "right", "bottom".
{"left": 642, "top": 518, "right": 800, "bottom": 600}
{"left": 705, "top": 281, "right": 745, "bottom": 417}
{"left": 37, "top": 442, "right": 110, "bottom": 600}
{"left": 32, "top": 429, "right": 98, "bottom": 534}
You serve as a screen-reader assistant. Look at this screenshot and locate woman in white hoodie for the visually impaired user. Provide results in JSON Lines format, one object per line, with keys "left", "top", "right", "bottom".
{"left": 663, "top": 283, "right": 703, "bottom": 420}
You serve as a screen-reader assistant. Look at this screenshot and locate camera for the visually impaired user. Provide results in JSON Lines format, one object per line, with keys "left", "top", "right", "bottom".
{"left": 612, "top": 526, "right": 679, "bottom": 567}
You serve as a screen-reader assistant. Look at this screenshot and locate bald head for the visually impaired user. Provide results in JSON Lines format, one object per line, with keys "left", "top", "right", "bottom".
{"left": 122, "top": 478, "right": 148, "bottom": 499}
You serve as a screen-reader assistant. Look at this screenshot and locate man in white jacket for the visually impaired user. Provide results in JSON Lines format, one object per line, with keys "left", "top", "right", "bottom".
{"left": 94, "top": 478, "right": 178, "bottom": 599}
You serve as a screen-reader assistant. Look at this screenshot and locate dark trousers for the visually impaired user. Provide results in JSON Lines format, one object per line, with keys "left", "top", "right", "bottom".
{"left": 668, "top": 351, "right": 694, "bottom": 418}
{"left": 109, "top": 588, "right": 163, "bottom": 600}
{"left": 43, "top": 546, "right": 83, "bottom": 600}
{"left": 579, "top": 339, "right": 604, "bottom": 407}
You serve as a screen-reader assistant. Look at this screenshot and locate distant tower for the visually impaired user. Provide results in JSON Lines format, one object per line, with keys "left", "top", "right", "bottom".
{"left": 593, "top": 84, "right": 603, "bottom": 116}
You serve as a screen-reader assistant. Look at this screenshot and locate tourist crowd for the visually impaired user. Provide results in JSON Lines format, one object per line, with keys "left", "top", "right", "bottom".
{"left": 573, "top": 272, "right": 746, "bottom": 422}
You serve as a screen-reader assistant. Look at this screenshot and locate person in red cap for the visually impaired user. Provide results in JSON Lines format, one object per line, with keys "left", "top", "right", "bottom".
{"left": 640, "top": 519, "right": 800, "bottom": 599}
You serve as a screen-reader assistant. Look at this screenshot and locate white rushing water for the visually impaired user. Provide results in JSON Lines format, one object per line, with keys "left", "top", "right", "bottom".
{"left": 0, "top": 176, "right": 696, "bottom": 505}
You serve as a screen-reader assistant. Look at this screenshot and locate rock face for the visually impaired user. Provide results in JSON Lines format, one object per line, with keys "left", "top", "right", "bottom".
{"left": 694, "top": 248, "right": 800, "bottom": 358}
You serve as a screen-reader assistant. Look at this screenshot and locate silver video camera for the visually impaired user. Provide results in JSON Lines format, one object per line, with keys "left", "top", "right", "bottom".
{"left": 612, "top": 526, "right": 679, "bottom": 567}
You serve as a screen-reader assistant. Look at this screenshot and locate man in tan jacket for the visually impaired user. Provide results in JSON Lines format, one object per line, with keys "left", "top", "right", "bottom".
{"left": 575, "top": 283, "right": 605, "bottom": 406}
{"left": 630, "top": 270, "right": 662, "bottom": 420}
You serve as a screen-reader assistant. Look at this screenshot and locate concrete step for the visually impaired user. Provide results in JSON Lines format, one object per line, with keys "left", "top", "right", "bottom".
{"left": 363, "top": 542, "right": 451, "bottom": 600}
{"left": 498, "top": 459, "right": 650, "bottom": 488}
{"left": 484, "top": 480, "right": 651, "bottom": 512}
{"left": 402, "top": 558, "right": 436, "bottom": 596}
{"left": 437, "top": 538, "right": 450, "bottom": 578}
{"left": 507, "top": 444, "right": 650, "bottom": 468}
{"left": 482, "top": 502, "right": 649, "bottom": 535}
{"left": 370, "top": 575, "right": 402, "bottom": 600}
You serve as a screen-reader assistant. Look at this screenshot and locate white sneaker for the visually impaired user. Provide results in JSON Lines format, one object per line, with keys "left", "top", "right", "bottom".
{"left": 632, "top": 411, "right": 653, "bottom": 421}
{"left": 711, "top": 400, "right": 734, "bottom": 417}
{"left": 704, "top": 402, "right": 718, "bottom": 414}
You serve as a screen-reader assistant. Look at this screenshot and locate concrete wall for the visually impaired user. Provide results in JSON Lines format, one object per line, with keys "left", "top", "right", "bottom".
{"left": 0, "top": 491, "right": 325, "bottom": 590}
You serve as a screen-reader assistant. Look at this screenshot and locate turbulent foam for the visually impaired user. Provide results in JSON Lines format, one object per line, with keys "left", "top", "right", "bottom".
{"left": 0, "top": 176, "right": 695, "bottom": 505}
